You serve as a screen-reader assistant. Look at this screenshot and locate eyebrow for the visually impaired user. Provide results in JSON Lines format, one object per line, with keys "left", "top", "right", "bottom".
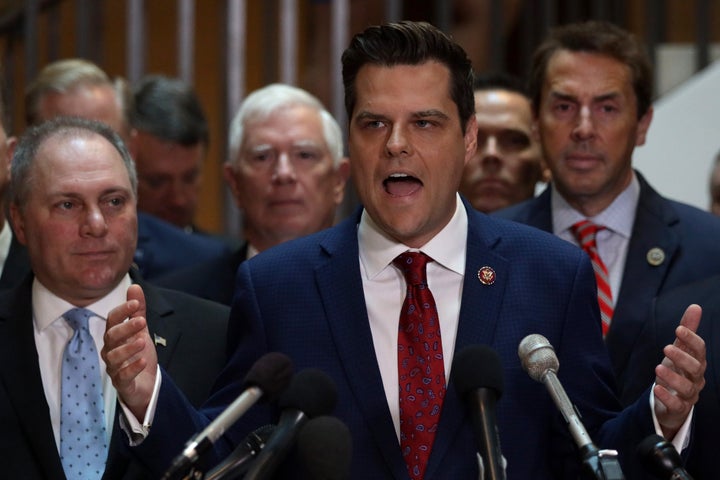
{"left": 549, "top": 91, "right": 621, "bottom": 103}
{"left": 354, "top": 109, "right": 450, "bottom": 121}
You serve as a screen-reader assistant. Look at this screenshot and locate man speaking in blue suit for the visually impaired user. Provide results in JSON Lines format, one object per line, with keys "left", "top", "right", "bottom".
{"left": 103, "top": 21, "right": 706, "bottom": 479}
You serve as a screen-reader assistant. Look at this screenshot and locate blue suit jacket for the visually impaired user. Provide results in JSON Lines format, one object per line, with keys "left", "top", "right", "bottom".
{"left": 624, "top": 275, "right": 720, "bottom": 479}
{"left": 495, "top": 173, "right": 720, "bottom": 404}
{"left": 134, "top": 213, "right": 232, "bottom": 280}
{"left": 131, "top": 201, "right": 657, "bottom": 479}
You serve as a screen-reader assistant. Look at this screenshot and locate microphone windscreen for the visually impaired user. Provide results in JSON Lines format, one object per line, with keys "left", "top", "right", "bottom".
{"left": 278, "top": 368, "right": 337, "bottom": 417}
{"left": 636, "top": 433, "right": 683, "bottom": 479}
{"left": 244, "top": 352, "right": 294, "bottom": 401}
{"left": 518, "top": 334, "right": 559, "bottom": 382}
{"left": 451, "top": 345, "right": 504, "bottom": 398}
{"left": 297, "top": 416, "right": 352, "bottom": 480}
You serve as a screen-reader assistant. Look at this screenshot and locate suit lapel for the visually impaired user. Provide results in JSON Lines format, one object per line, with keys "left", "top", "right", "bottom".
{"left": 0, "top": 277, "right": 66, "bottom": 479}
{"left": 610, "top": 176, "right": 680, "bottom": 376}
{"left": 315, "top": 216, "right": 409, "bottom": 479}
{"left": 425, "top": 204, "right": 510, "bottom": 479}
{"left": 130, "top": 273, "right": 179, "bottom": 369}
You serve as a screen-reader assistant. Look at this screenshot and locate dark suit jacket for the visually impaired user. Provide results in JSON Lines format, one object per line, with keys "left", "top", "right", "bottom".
{"left": 128, "top": 202, "right": 657, "bottom": 479}
{"left": 623, "top": 276, "right": 720, "bottom": 479}
{"left": 0, "top": 234, "right": 31, "bottom": 291}
{"left": 153, "top": 244, "right": 248, "bottom": 306}
{"left": 0, "top": 271, "right": 230, "bottom": 480}
{"left": 495, "top": 172, "right": 720, "bottom": 404}
{"left": 135, "top": 212, "right": 232, "bottom": 280}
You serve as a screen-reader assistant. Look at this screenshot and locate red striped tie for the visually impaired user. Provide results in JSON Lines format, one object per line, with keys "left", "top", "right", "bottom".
{"left": 571, "top": 220, "right": 613, "bottom": 336}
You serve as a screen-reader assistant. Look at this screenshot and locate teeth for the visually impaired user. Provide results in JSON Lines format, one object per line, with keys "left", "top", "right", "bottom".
{"left": 389, "top": 173, "right": 409, "bottom": 178}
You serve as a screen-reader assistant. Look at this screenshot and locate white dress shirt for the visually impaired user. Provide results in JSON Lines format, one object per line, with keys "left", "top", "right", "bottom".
{"left": 33, "top": 274, "right": 132, "bottom": 451}
{"left": 0, "top": 220, "right": 12, "bottom": 275}
{"left": 552, "top": 173, "right": 639, "bottom": 302}
{"left": 359, "top": 194, "right": 467, "bottom": 440}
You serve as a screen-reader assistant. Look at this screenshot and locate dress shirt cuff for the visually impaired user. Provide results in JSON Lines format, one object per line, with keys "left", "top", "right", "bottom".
{"left": 119, "top": 365, "right": 162, "bottom": 446}
{"left": 649, "top": 383, "right": 693, "bottom": 452}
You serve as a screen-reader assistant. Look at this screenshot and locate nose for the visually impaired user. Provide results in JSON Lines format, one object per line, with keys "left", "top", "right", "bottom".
{"left": 385, "top": 124, "right": 412, "bottom": 157}
{"left": 479, "top": 136, "right": 501, "bottom": 172}
{"left": 572, "top": 105, "right": 595, "bottom": 141}
{"left": 81, "top": 206, "right": 108, "bottom": 237}
{"left": 271, "top": 151, "right": 297, "bottom": 183}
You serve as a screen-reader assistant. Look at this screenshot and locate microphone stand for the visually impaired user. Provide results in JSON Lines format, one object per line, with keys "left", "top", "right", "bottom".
{"left": 579, "top": 445, "right": 624, "bottom": 480}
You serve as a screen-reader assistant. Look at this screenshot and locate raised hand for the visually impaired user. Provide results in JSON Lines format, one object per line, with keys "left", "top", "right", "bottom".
{"left": 101, "top": 284, "right": 158, "bottom": 420}
{"left": 653, "top": 303, "right": 706, "bottom": 439}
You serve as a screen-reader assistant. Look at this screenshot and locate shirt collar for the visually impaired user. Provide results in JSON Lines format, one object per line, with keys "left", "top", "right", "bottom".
{"left": 32, "top": 274, "right": 133, "bottom": 331}
{"left": 552, "top": 172, "right": 639, "bottom": 239}
{"left": 0, "top": 220, "right": 12, "bottom": 266}
{"left": 359, "top": 194, "right": 468, "bottom": 279}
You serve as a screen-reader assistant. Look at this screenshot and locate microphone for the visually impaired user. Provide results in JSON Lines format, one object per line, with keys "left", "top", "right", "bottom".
{"left": 518, "top": 334, "right": 624, "bottom": 480}
{"left": 243, "top": 368, "right": 338, "bottom": 480}
{"left": 637, "top": 434, "right": 694, "bottom": 480}
{"left": 162, "top": 352, "right": 293, "bottom": 480}
{"left": 296, "top": 416, "right": 353, "bottom": 480}
{"left": 203, "top": 424, "right": 276, "bottom": 480}
{"left": 451, "top": 345, "right": 506, "bottom": 480}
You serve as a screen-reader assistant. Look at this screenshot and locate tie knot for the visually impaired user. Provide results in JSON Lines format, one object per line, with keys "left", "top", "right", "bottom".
{"left": 571, "top": 220, "right": 604, "bottom": 244}
{"left": 393, "top": 251, "right": 431, "bottom": 286}
{"left": 63, "top": 307, "right": 94, "bottom": 332}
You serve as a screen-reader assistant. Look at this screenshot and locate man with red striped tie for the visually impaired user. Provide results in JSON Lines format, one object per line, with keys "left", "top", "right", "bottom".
{"left": 496, "top": 20, "right": 720, "bottom": 406}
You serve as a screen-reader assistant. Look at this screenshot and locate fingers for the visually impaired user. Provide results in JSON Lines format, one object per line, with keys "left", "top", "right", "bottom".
{"left": 653, "top": 304, "right": 707, "bottom": 438}
{"left": 677, "top": 304, "right": 701, "bottom": 333}
{"left": 105, "top": 284, "right": 147, "bottom": 330}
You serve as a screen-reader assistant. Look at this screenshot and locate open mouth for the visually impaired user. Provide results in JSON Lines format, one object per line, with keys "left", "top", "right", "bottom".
{"left": 383, "top": 173, "right": 423, "bottom": 197}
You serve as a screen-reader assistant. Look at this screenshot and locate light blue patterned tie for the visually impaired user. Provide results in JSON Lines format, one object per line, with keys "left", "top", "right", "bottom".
{"left": 60, "top": 308, "right": 107, "bottom": 479}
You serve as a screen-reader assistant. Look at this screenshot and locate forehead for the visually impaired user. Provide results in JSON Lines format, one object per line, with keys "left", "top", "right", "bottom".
{"left": 243, "top": 104, "right": 326, "bottom": 147}
{"left": 474, "top": 89, "right": 532, "bottom": 129}
{"left": 543, "top": 50, "right": 634, "bottom": 99}
{"left": 39, "top": 84, "right": 123, "bottom": 131}
{"left": 353, "top": 62, "right": 454, "bottom": 114}
{"left": 34, "top": 131, "right": 130, "bottom": 184}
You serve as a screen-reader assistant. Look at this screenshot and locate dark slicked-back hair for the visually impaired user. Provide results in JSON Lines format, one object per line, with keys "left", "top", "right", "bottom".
{"left": 528, "top": 20, "right": 653, "bottom": 119}
{"left": 130, "top": 74, "right": 209, "bottom": 148}
{"left": 341, "top": 21, "right": 475, "bottom": 130}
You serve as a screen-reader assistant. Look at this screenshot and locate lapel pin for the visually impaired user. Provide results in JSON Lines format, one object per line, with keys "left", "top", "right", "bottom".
{"left": 477, "top": 266, "right": 496, "bottom": 285}
{"left": 154, "top": 333, "right": 167, "bottom": 347}
{"left": 646, "top": 247, "right": 665, "bottom": 267}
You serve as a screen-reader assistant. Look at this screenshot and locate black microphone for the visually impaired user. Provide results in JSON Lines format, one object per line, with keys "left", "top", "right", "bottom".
{"left": 451, "top": 345, "right": 506, "bottom": 480}
{"left": 242, "top": 368, "right": 338, "bottom": 480}
{"left": 637, "top": 434, "right": 694, "bottom": 480}
{"left": 518, "top": 334, "right": 624, "bottom": 480}
{"left": 297, "top": 416, "right": 353, "bottom": 480}
{"left": 162, "top": 352, "right": 293, "bottom": 480}
{"left": 203, "top": 424, "right": 276, "bottom": 480}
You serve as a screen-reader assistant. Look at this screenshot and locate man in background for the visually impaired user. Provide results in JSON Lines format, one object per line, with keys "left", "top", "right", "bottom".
{"left": 130, "top": 75, "right": 215, "bottom": 234}
{"left": 495, "top": 21, "right": 720, "bottom": 403}
{"left": 24, "top": 58, "right": 231, "bottom": 279}
{"left": 0, "top": 89, "right": 27, "bottom": 290}
{"left": 155, "top": 83, "right": 350, "bottom": 305}
{"left": 0, "top": 117, "right": 228, "bottom": 478}
{"left": 459, "top": 72, "right": 547, "bottom": 213}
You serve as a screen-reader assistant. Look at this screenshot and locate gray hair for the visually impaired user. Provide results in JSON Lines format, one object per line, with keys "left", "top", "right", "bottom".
{"left": 10, "top": 116, "right": 137, "bottom": 208}
{"left": 24, "top": 58, "right": 133, "bottom": 136}
{"left": 227, "top": 83, "right": 344, "bottom": 168}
